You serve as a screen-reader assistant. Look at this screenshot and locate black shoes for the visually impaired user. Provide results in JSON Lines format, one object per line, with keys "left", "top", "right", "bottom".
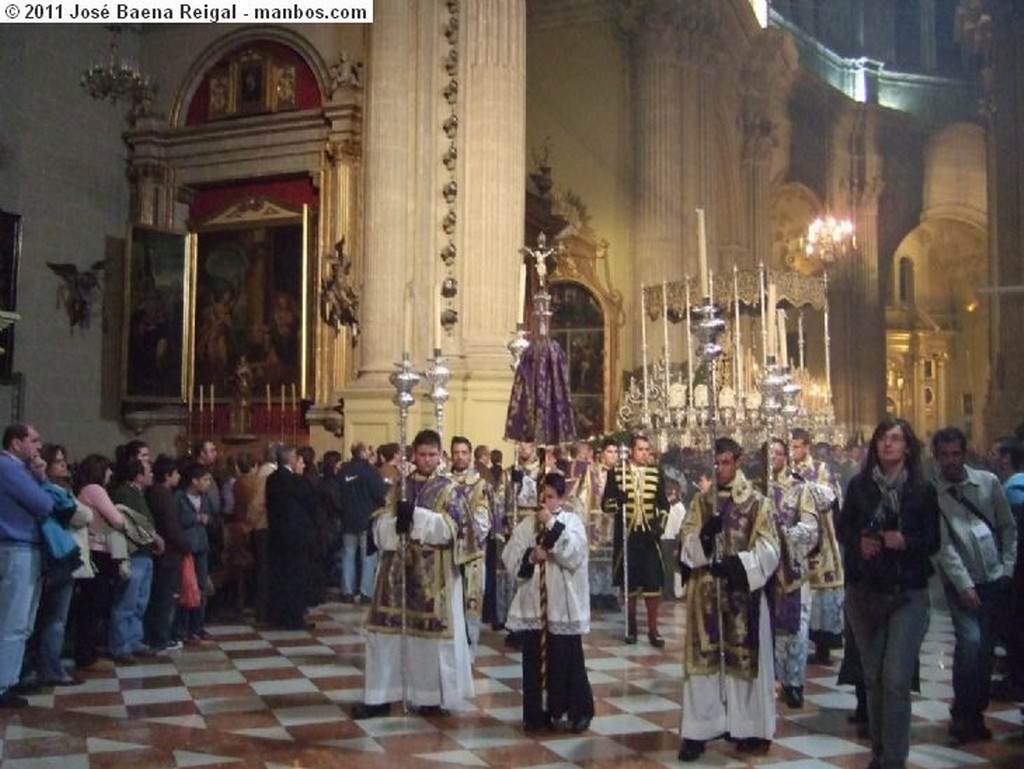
{"left": 624, "top": 634, "right": 637, "bottom": 644}
{"left": 648, "top": 632, "right": 666, "bottom": 648}
{"left": 569, "top": 716, "right": 591, "bottom": 734}
{"left": 782, "top": 685, "right": 804, "bottom": 708}
{"left": 949, "top": 717, "right": 992, "bottom": 743}
{"left": 736, "top": 737, "right": 772, "bottom": 754}
{"left": 677, "top": 739, "right": 705, "bottom": 762}
{"left": 415, "top": 705, "right": 449, "bottom": 717}
{"left": 0, "top": 690, "right": 29, "bottom": 708}
{"left": 352, "top": 702, "right": 391, "bottom": 719}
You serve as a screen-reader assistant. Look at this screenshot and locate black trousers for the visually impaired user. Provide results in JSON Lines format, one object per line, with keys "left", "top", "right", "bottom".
{"left": 519, "top": 629, "right": 594, "bottom": 726}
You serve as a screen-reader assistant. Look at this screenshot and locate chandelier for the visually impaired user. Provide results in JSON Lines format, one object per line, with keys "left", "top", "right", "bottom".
{"left": 804, "top": 214, "right": 855, "bottom": 263}
{"left": 80, "top": 27, "right": 156, "bottom": 124}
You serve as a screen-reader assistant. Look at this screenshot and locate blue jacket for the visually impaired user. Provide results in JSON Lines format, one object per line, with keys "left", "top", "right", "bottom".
{"left": 0, "top": 452, "right": 55, "bottom": 544}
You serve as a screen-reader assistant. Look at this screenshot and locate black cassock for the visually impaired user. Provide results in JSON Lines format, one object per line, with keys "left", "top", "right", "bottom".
{"left": 265, "top": 467, "right": 317, "bottom": 629}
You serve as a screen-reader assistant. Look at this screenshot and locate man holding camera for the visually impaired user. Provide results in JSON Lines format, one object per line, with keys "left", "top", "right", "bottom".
{"left": 932, "top": 426, "right": 1019, "bottom": 743}
{"left": 353, "top": 429, "right": 477, "bottom": 719}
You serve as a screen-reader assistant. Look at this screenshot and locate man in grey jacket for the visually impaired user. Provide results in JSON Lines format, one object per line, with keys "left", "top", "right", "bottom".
{"left": 932, "top": 426, "right": 1019, "bottom": 743}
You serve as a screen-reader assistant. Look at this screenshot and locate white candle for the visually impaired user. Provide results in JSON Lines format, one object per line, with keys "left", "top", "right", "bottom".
{"left": 291, "top": 382, "right": 297, "bottom": 411}
{"left": 777, "top": 308, "right": 789, "bottom": 368}
{"left": 640, "top": 284, "right": 649, "bottom": 423}
{"left": 759, "top": 263, "right": 768, "bottom": 367}
{"left": 210, "top": 383, "right": 215, "bottom": 406}
{"left": 198, "top": 384, "right": 204, "bottom": 415}
{"left": 798, "top": 310, "right": 805, "bottom": 370}
{"left": 516, "top": 262, "right": 526, "bottom": 325}
{"left": 685, "top": 276, "right": 693, "bottom": 406}
{"left": 265, "top": 384, "right": 271, "bottom": 415}
{"left": 767, "top": 280, "right": 778, "bottom": 360}
{"left": 662, "top": 281, "right": 671, "bottom": 398}
{"left": 696, "top": 208, "right": 709, "bottom": 298}
{"left": 280, "top": 383, "right": 286, "bottom": 414}
{"left": 733, "top": 265, "right": 742, "bottom": 396}
{"left": 403, "top": 283, "right": 413, "bottom": 355}
{"left": 434, "top": 287, "right": 443, "bottom": 352}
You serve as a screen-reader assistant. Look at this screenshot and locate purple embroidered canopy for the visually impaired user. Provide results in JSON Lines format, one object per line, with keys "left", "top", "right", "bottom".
{"left": 504, "top": 337, "right": 577, "bottom": 445}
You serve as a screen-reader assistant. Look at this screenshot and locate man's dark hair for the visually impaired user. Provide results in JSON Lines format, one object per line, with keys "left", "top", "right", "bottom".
{"left": 998, "top": 439, "right": 1024, "bottom": 471}
{"left": 152, "top": 454, "right": 178, "bottom": 484}
{"left": 540, "top": 472, "right": 566, "bottom": 498}
{"left": 180, "top": 461, "right": 213, "bottom": 488}
{"left": 413, "top": 429, "right": 442, "bottom": 449}
{"left": 473, "top": 444, "right": 489, "bottom": 462}
{"left": 377, "top": 443, "right": 400, "bottom": 463}
{"left": 122, "top": 458, "right": 148, "bottom": 484}
{"left": 350, "top": 441, "right": 367, "bottom": 459}
{"left": 790, "top": 428, "right": 811, "bottom": 444}
{"left": 932, "top": 425, "right": 968, "bottom": 453}
{"left": 714, "top": 437, "right": 743, "bottom": 459}
{"left": 600, "top": 437, "right": 617, "bottom": 451}
{"left": 2, "top": 423, "right": 30, "bottom": 450}
{"left": 630, "top": 434, "right": 650, "bottom": 450}
{"left": 451, "top": 435, "right": 471, "bottom": 453}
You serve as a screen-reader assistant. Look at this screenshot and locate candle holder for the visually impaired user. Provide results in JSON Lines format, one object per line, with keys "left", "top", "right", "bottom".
{"left": 507, "top": 322, "right": 530, "bottom": 370}
{"left": 691, "top": 296, "right": 727, "bottom": 449}
{"left": 389, "top": 353, "right": 421, "bottom": 477}
{"left": 424, "top": 348, "right": 451, "bottom": 448}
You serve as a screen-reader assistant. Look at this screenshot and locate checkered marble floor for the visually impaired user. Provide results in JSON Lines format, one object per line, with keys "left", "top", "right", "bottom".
{"left": 2, "top": 596, "right": 1022, "bottom": 768}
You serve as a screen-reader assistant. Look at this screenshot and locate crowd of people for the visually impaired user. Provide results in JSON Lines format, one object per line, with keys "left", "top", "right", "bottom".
{"left": 1, "top": 418, "right": 1021, "bottom": 769}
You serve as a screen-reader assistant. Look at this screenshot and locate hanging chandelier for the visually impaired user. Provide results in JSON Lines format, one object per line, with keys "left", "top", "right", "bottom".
{"left": 804, "top": 215, "right": 855, "bottom": 263}
{"left": 80, "top": 27, "right": 156, "bottom": 122}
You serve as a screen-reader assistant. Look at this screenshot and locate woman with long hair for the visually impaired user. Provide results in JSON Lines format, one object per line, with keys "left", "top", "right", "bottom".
{"left": 837, "top": 417, "right": 940, "bottom": 769}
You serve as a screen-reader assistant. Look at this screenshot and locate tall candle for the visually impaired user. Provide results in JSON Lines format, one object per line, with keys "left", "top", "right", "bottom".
{"left": 777, "top": 308, "right": 789, "bottom": 368}
{"left": 291, "top": 382, "right": 297, "bottom": 411}
{"left": 210, "top": 383, "right": 215, "bottom": 406}
{"left": 733, "top": 265, "right": 742, "bottom": 396}
{"left": 640, "top": 284, "right": 649, "bottom": 423}
{"left": 798, "top": 310, "right": 805, "bottom": 370}
{"left": 265, "top": 383, "right": 271, "bottom": 414}
{"left": 280, "top": 383, "right": 286, "bottom": 415}
{"left": 661, "top": 281, "right": 671, "bottom": 400}
{"left": 434, "top": 289, "right": 443, "bottom": 352}
{"left": 685, "top": 275, "right": 693, "bottom": 407}
{"left": 198, "top": 384, "right": 204, "bottom": 415}
{"left": 516, "top": 262, "right": 526, "bottom": 325}
{"left": 759, "top": 263, "right": 768, "bottom": 367}
{"left": 696, "top": 208, "right": 709, "bottom": 298}
{"left": 403, "top": 283, "right": 413, "bottom": 355}
{"left": 767, "top": 280, "right": 778, "bottom": 359}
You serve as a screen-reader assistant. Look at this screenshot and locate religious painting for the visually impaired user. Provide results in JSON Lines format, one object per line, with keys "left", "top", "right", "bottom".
{"left": 192, "top": 210, "right": 308, "bottom": 399}
{"left": 122, "top": 227, "right": 190, "bottom": 401}
{"left": 550, "top": 281, "right": 605, "bottom": 436}
{"left": 0, "top": 210, "right": 22, "bottom": 379}
{"left": 237, "top": 53, "right": 267, "bottom": 113}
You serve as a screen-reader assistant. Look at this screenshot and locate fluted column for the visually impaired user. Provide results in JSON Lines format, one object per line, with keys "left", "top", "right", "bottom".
{"left": 359, "top": 0, "right": 415, "bottom": 377}
{"left": 831, "top": 104, "right": 886, "bottom": 436}
{"left": 629, "top": 13, "right": 684, "bottom": 289}
{"left": 459, "top": 0, "right": 526, "bottom": 367}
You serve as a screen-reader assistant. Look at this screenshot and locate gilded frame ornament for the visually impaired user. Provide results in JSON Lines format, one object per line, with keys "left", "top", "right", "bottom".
{"left": 189, "top": 198, "right": 311, "bottom": 406}
{"left": 122, "top": 225, "right": 193, "bottom": 402}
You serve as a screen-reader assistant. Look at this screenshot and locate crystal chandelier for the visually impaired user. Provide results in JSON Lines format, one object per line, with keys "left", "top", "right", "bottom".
{"left": 804, "top": 215, "right": 855, "bottom": 263}
{"left": 80, "top": 27, "right": 156, "bottom": 124}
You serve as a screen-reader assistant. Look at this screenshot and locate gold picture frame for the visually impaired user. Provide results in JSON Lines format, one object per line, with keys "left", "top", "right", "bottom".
{"left": 188, "top": 198, "right": 311, "bottom": 405}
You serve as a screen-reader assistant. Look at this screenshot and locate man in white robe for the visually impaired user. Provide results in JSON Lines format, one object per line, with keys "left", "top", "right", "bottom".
{"left": 678, "top": 437, "right": 780, "bottom": 761}
{"left": 352, "top": 429, "right": 477, "bottom": 717}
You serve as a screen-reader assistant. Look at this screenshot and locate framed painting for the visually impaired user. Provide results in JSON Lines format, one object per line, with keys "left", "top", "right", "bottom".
{"left": 551, "top": 281, "right": 606, "bottom": 436}
{"left": 122, "top": 226, "right": 192, "bottom": 401}
{"left": 191, "top": 200, "right": 310, "bottom": 402}
{"left": 0, "top": 210, "right": 21, "bottom": 379}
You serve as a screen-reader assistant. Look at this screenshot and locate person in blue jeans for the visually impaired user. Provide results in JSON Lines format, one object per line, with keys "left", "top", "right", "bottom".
{"left": 335, "top": 442, "right": 388, "bottom": 603}
{"left": 838, "top": 417, "right": 940, "bottom": 769}
{"left": 932, "top": 426, "right": 1019, "bottom": 743}
{"left": 0, "top": 423, "right": 54, "bottom": 708}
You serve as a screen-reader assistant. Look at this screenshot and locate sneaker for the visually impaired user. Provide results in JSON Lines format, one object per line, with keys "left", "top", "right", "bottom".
{"left": 160, "top": 639, "right": 185, "bottom": 652}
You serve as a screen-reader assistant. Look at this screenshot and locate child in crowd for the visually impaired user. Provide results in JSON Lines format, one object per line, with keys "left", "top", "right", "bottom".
{"left": 503, "top": 473, "right": 593, "bottom": 733}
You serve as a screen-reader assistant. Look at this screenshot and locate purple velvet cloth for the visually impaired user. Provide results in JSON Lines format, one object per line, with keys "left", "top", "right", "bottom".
{"left": 504, "top": 338, "right": 577, "bottom": 445}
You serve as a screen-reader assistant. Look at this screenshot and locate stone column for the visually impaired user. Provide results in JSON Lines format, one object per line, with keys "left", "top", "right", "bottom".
{"left": 982, "top": 0, "right": 1024, "bottom": 439}
{"left": 830, "top": 103, "right": 886, "bottom": 437}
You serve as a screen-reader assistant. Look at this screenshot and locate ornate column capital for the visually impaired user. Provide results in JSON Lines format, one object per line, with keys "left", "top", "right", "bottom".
{"left": 620, "top": 0, "right": 720, "bottom": 64}
{"left": 738, "top": 30, "right": 798, "bottom": 163}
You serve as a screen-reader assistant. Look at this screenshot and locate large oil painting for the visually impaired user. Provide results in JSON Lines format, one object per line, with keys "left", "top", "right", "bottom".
{"left": 551, "top": 281, "right": 605, "bottom": 436}
{"left": 193, "top": 222, "right": 304, "bottom": 395}
{"left": 123, "top": 227, "right": 189, "bottom": 400}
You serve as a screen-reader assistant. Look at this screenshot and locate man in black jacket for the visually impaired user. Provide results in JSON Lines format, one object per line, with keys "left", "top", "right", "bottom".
{"left": 337, "top": 442, "right": 388, "bottom": 604}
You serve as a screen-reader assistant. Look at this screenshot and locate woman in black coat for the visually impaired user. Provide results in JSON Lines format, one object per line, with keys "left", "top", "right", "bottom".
{"left": 837, "top": 417, "right": 940, "bottom": 769}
